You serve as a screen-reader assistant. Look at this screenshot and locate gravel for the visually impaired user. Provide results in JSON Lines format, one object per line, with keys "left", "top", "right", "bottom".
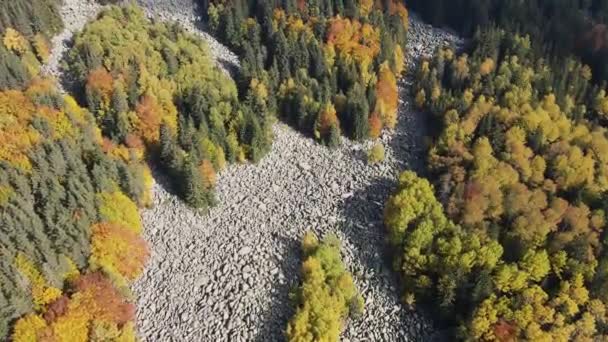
{"left": 45, "top": 1, "right": 462, "bottom": 341}
{"left": 132, "top": 10, "right": 462, "bottom": 342}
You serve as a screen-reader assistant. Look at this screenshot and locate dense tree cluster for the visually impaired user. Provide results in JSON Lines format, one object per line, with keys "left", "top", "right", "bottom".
{"left": 0, "top": 0, "right": 62, "bottom": 37}
{"left": 385, "top": 28, "right": 608, "bottom": 340}
{"left": 65, "top": 6, "right": 272, "bottom": 208}
{"left": 0, "top": 78, "right": 149, "bottom": 339}
{"left": 0, "top": 0, "right": 61, "bottom": 90}
{"left": 408, "top": 0, "right": 608, "bottom": 83}
{"left": 203, "top": 0, "right": 408, "bottom": 146}
{"left": 286, "top": 232, "right": 363, "bottom": 342}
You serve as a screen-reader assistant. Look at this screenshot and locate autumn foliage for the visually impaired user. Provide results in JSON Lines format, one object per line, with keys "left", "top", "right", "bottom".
{"left": 1, "top": 4, "right": 152, "bottom": 341}
{"left": 207, "top": 0, "right": 408, "bottom": 145}
{"left": 89, "top": 222, "right": 149, "bottom": 285}
{"left": 12, "top": 272, "right": 136, "bottom": 342}
{"left": 374, "top": 62, "right": 399, "bottom": 129}
{"left": 134, "top": 95, "right": 163, "bottom": 144}
{"left": 393, "top": 27, "right": 608, "bottom": 340}
{"left": 66, "top": 5, "right": 270, "bottom": 208}
{"left": 286, "top": 232, "right": 363, "bottom": 342}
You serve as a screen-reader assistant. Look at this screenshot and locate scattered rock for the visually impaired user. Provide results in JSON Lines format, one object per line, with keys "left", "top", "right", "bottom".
{"left": 298, "top": 161, "right": 311, "bottom": 171}
{"left": 238, "top": 246, "right": 252, "bottom": 256}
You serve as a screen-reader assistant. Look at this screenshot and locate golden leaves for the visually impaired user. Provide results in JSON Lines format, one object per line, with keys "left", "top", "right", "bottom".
{"left": 89, "top": 222, "right": 149, "bottom": 285}
{"left": 3, "top": 28, "right": 29, "bottom": 54}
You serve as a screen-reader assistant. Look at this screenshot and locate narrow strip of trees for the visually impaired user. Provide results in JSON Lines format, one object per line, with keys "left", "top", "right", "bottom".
{"left": 286, "top": 232, "right": 363, "bottom": 342}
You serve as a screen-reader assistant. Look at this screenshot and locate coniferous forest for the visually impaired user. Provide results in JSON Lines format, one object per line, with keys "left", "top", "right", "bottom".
{"left": 202, "top": 0, "right": 409, "bottom": 145}
{"left": 2, "top": 0, "right": 608, "bottom": 341}
{"left": 408, "top": 0, "right": 608, "bottom": 82}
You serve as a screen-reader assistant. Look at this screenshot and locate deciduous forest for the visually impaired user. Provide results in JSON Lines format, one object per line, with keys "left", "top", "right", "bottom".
{"left": 65, "top": 6, "right": 272, "bottom": 208}
{"left": 385, "top": 26, "right": 608, "bottom": 340}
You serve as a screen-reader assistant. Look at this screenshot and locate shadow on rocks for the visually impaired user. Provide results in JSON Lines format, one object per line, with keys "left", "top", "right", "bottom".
{"left": 57, "top": 41, "right": 82, "bottom": 96}
{"left": 387, "top": 76, "right": 432, "bottom": 178}
{"left": 339, "top": 176, "right": 441, "bottom": 340}
{"left": 146, "top": 160, "right": 184, "bottom": 199}
{"left": 253, "top": 234, "right": 301, "bottom": 342}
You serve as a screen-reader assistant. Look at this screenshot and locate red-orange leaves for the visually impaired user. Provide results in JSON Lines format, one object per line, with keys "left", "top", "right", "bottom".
{"left": 71, "top": 272, "right": 136, "bottom": 325}
{"left": 43, "top": 295, "right": 69, "bottom": 323}
{"left": 13, "top": 272, "right": 137, "bottom": 342}
{"left": 315, "top": 103, "right": 340, "bottom": 138}
{"left": 314, "top": 102, "right": 342, "bottom": 145}
{"left": 89, "top": 222, "right": 149, "bottom": 286}
{"left": 388, "top": 1, "right": 409, "bottom": 30}
{"left": 375, "top": 62, "right": 399, "bottom": 129}
{"left": 86, "top": 68, "right": 114, "bottom": 110}
{"left": 199, "top": 159, "right": 217, "bottom": 189}
{"left": 368, "top": 113, "right": 383, "bottom": 138}
{"left": 135, "top": 95, "right": 163, "bottom": 144}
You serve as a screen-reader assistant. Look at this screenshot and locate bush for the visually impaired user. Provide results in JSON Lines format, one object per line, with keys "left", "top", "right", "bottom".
{"left": 367, "top": 143, "right": 385, "bottom": 164}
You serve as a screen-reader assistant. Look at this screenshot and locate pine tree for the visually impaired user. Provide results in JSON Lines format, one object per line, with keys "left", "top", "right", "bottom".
{"left": 345, "top": 84, "right": 370, "bottom": 140}
{"left": 159, "top": 122, "right": 180, "bottom": 171}
{"left": 181, "top": 158, "right": 209, "bottom": 208}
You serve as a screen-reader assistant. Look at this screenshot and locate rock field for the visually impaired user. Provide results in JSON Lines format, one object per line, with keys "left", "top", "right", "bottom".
{"left": 45, "top": 1, "right": 462, "bottom": 341}
{"left": 132, "top": 10, "right": 462, "bottom": 342}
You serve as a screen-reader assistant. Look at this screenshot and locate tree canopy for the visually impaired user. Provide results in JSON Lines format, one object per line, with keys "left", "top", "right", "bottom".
{"left": 65, "top": 5, "right": 272, "bottom": 208}
{"left": 203, "top": 0, "right": 408, "bottom": 146}
{"left": 286, "top": 231, "right": 363, "bottom": 342}
{"left": 385, "top": 27, "right": 608, "bottom": 340}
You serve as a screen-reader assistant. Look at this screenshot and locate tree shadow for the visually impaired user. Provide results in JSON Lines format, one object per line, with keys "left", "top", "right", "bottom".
{"left": 387, "top": 76, "right": 432, "bottom": 178}
{"left": 57, "top": 39, "right": 82, "bottom": 97}
{"left": 253, "top": 234, "right": 301, "bottom": 342}
{"left": 339, "top": 176, "right": 442, "bottom": 340}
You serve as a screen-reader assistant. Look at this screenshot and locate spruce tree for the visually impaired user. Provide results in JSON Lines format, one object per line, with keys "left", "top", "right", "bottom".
{"left": 346, "top": 84, "right": 370, "bottom": 141}
{"left": 182, "top": 158, "right": 208, "bottom": 208}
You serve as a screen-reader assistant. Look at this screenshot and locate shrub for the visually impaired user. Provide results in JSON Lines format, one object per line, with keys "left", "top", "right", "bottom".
{"left": 367, "top": 143, "right": 385, "bottom": 164}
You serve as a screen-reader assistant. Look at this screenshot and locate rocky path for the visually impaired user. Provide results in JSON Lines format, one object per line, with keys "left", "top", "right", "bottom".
{"left": 133, "top": 11, "right": 462, "bottom": 342}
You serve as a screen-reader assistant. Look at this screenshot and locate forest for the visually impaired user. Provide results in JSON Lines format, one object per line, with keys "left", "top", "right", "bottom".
{"left": 0, "top": 0, "right": 61, "bottom": 90}
{"left": 65, "top": 5, "right": 272, "bottom": 209}
{"left": 408, "top": 0, "right": 608, "bottom": 83}
{"left": 384, "top": 26, "right": 608, "bottom": 339}
{"left": 0, "top": 2, "right": 152, "bottom": 340}
{"left": 201, "top": 0, "right": 408, "bottom": 145}
{"left": 3, "top": 0, "right": 608, "bottom": 341}
{"left": 0, "top": 3, "right": 278, "bottom": 340}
